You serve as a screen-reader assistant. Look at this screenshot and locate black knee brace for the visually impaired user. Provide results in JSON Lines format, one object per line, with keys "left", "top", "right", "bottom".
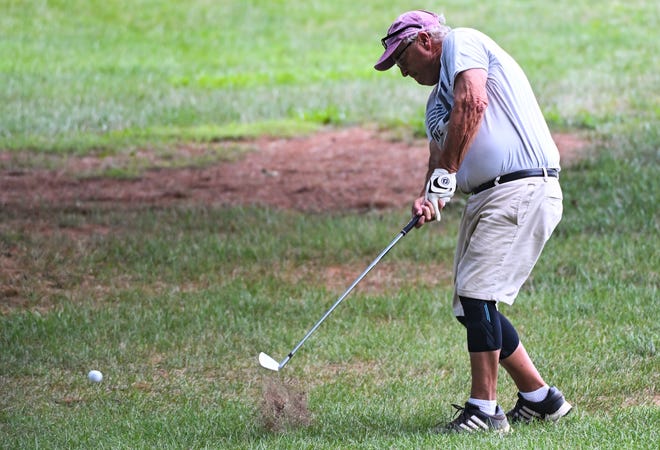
{"left": 457, "top": 297, "right": 502, "bottom": 352}
{"left": 456, "top": 297, "right": 520, "bottom": 358}
{"left": 497, "top": 311, "right": 520, "bottom": 359}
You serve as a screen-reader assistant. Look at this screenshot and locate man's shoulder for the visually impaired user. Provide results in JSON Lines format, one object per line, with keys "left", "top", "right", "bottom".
{"left": 446, "top": 28, "right": 504, "bottom": 60}
{"left": 442, "top": 28, "right": 493, "bottom": 71}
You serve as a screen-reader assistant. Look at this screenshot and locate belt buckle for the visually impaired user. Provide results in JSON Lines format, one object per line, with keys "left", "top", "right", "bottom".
{"left": 493, "top": 175, "right": 501, "bottom": 186}
{"left": 542, "top": 167, "right": 548, "bottom": 181}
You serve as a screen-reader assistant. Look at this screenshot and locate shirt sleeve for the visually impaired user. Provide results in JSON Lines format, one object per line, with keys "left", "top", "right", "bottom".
{"left": 440, "top": 29, "right": 490, "bottom": 94}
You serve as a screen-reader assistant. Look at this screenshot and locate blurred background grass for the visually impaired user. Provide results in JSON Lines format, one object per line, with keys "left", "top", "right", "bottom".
{"left": 3, "top": 0, "right": 658, "bottom": 152}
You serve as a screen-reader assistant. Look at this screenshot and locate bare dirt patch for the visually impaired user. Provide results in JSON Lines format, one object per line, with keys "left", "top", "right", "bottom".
{"left": 0, "top": 127, "right": 588, "bottom": 214}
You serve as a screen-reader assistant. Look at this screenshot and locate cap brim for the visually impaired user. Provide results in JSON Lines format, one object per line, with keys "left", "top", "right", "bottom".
{"left": 374, "top": 44, "right": 398, "bottom": 71}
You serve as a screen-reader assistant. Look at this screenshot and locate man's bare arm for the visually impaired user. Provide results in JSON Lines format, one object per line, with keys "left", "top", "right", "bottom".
{"left": 438, "top": 68, "right": 488, "bottom": 172}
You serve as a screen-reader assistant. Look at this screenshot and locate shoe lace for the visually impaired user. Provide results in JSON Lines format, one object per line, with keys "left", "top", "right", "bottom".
{"left": 432, "top": 404, "right": 467, "bottom": 431}
{"left": 449, "top": 403, "right": 468, "bottom": 423}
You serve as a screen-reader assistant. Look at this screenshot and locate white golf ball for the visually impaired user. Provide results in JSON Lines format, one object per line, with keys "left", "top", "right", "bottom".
{"left": 88, "top": 370, "right": 103, "bottom": 383}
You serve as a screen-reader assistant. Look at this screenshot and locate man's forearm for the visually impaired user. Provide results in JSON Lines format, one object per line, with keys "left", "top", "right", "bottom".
{"left": 438, "top": 69, "right": 488, "bottom": 172}
{"left": 440, "top": 108, "right": 484, "bottom": 172}
{"left": 421, "top": 140, "right": 444, "bottom": 196}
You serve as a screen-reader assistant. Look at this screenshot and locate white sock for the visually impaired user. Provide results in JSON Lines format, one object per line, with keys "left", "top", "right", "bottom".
{"left": 520, "top": 385, "right": 550, "bottom": 403}
{"left": 468, "top": 398, "right": 497, "bottom": 415}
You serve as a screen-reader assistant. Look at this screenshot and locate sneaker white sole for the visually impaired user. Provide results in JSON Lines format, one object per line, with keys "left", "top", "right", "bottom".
{"left": 545, "top": 401, "right": 572, "bottom": 422}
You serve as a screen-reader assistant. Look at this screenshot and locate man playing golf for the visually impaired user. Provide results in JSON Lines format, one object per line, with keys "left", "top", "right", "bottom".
{"left": 375, "top": 10, "right": 572, "bottom": 433}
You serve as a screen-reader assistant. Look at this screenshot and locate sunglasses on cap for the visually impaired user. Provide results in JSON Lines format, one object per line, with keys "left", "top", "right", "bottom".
{"left": 380, "top": 24, "right": 423, "bottom": 49}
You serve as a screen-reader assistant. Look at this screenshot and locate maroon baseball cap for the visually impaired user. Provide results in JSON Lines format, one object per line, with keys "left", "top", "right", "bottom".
{"left": 374, "top": 10, "right": 442, "bottom": 71}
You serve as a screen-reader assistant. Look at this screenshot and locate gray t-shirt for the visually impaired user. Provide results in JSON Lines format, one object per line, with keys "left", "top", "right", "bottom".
{"left": 425, "top": 28, "right": 560, "bottom": 193}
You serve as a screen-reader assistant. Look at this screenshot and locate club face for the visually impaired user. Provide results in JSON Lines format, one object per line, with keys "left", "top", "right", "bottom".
{"left": 259, "top": 352, "right": 280, "bottom": 371}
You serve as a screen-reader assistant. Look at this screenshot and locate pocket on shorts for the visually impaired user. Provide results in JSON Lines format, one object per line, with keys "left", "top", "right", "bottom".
{"left": 516, "top": 180, "right": 563, "bottom": 227}
{"left": 514, "top": 184, "right": 535, "bottom": 226}
{"left": 544, "top": 180, "right": 563, "bottom": 227}
{"left": 545, "top": 178, "right": 563, "bottom": 200}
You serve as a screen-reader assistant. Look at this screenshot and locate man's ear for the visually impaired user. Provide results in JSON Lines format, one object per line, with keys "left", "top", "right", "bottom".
{"left": 417, "top": 31, "right": 433, "bottom": 49}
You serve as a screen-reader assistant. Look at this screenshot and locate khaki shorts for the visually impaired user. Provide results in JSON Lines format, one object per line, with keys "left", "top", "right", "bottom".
{"left": 452, "top": 177, "right": 563, "bottom": 316}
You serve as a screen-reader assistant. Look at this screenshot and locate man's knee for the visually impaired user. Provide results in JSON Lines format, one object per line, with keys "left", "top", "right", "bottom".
{"left": 458, "top": 297, "right": 502, "bottom": 352}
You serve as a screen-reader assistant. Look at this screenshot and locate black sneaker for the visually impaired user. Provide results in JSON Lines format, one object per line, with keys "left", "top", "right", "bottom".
{"left": 507, "top": 386, "right": 572, "bottom": 423}
{"left": 437, "top": 402, "right": 511, "bottom": 434}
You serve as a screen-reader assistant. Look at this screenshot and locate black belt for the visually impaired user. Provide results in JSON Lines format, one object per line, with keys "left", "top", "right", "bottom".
{"left": 472, "top": 168, "right": 559, "bottom": 195}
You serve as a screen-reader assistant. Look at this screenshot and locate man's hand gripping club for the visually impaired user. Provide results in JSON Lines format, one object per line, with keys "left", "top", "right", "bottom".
{"left": 413, "top": 168, "right": 456, "bottom": 225}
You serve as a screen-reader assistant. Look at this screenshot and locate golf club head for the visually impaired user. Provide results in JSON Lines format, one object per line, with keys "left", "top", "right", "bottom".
{"left": 258, "top": 352, "right": 280, "bottom": 371}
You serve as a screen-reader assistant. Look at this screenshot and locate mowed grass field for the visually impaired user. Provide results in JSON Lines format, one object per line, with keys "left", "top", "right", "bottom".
{"left": 1, "top": 1, "right": 659, "bottom": 449}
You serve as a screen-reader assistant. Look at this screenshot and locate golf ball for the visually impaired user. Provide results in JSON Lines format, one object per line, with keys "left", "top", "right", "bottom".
{"left": 88, "top": 370, "right": 103, "bottom": 383}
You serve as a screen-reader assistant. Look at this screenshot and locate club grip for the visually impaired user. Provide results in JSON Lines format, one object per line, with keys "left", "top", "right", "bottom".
{"left": 401, "top": 215, "right": 421, "bottom": 235}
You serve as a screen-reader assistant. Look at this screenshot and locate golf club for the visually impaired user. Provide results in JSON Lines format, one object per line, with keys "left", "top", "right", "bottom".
{"left": 259, "top": 215, "right": 421, "bottom": 371}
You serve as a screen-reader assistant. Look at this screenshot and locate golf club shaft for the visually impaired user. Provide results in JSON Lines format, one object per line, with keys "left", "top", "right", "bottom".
{"left": 277, "top": 215, "right": 420, "bottom": 369}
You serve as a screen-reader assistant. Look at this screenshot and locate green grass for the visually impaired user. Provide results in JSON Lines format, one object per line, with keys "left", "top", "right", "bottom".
{"left": 1, "top": 195, "right": 658, "bottom": 448}
{"left": 1, "top": 0, "right": 659, "bottom": 448}
{"left": 3, "top": 0, "right": 659, "bottom": 151}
